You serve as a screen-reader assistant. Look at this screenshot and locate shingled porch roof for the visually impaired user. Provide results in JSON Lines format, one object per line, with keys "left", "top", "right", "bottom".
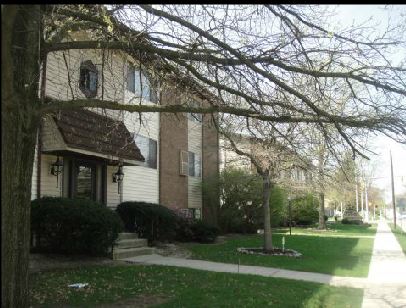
{"left": 41, "top": 109, "right": 145, "bottom": 166}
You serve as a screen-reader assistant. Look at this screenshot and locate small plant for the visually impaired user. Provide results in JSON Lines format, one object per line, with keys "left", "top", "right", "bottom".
{"left": 31, "top": 197, "right": 123, "bottom": 256}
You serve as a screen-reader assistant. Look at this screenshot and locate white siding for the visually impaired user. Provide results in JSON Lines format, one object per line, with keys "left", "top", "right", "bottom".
{"left": 40, "top": 154, "right": 63, "bottom": 197}
{"left": 188, "top": 120, "right": 202, "bottom": 209}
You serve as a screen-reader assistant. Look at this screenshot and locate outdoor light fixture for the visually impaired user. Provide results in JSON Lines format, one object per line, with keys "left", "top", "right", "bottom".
{"left": 112, "top": 164, "right": 124, "bottom": 194}
{"left": 50, "top": 156, "right": 63, "bottom": 188}
{"left": 50, "top": 156, "right": 63, "bottom": 176}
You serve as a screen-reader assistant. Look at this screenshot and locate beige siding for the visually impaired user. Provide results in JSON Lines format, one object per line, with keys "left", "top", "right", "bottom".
{"left": 122, "top": 166, "right": 159, "bottom": 204}
{"left": 188, "top": 120, "right": 202, "bottom": 209}
{"left": 46, "top": 49, "right": 124, "bottom": 119}
{"left": 121, "top": 110, "right": 160, "bottom": 203}
{"left": 107, "top": 165, "right": 121, "bottom": 208}
{"left": 121, "top": 62, "right": 160, "bottom": 204}
{"left": 40, "top": 154, "right": 63, "bottom": 197}
{"left": 31, "top": 140, "right": 38, "bottom": 200}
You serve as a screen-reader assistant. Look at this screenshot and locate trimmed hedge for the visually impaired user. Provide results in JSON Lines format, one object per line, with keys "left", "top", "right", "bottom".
{"left": 31, "top": 197, "right": 123, "bottom": 256}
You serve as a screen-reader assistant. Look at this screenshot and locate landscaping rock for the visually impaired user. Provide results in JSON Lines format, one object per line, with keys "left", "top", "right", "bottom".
{"left": 237, "top": 247, "right": 302, "bottom": 258}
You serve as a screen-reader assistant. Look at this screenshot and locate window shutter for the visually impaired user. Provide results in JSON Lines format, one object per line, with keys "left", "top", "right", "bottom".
{"left": 180, "top": 150, "right": 189, "bottom": 176}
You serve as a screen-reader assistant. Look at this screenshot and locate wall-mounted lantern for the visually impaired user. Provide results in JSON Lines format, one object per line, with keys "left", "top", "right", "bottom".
{"left": 112, "top": 164, "right": 124, "bottom": 194}
{"left": 50, "top": 156, "right": 63, "bottom": 187}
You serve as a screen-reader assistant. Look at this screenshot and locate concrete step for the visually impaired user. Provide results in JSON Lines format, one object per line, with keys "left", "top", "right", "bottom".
{"left": 112, "top": 247, "right": 155, "bottom": 260}
{"left": 115, "top": 238, "right": 148, "bottom": 249}
{"left": 117, "top": 233, "right": 138, "bottom": 240}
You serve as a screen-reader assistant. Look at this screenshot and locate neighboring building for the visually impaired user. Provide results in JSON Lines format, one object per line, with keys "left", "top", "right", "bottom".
{"left": 219, "top": 134, "right": 313, "bottom": 191}
{"left": 30, "top": 32, "right": 219, "bottom": 221}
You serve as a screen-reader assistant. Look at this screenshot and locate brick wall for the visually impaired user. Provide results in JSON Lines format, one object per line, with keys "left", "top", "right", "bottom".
{"left": 159, "top": 87, "right": 188, "bottom": 209}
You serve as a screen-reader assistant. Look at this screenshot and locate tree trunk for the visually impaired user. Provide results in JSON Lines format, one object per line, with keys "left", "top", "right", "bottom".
{"left": 318, "top": 192, "right": 326, "bottom": 229}
{"left": 262, "top": 170, "right": 273, "bottom": 252}
{"left": 317, "top": 139, "right": 326, "bottom": 230}
{"left": 2, "top": 5, "right": 41, "bottom": 307}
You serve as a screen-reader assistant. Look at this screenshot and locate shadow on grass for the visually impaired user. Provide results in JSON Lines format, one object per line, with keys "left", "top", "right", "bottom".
{"left": 186, "top": 231, "right": 374, "bottom": 277}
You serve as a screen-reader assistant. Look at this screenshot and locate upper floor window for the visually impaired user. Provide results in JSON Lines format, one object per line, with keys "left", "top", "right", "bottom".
{"left": 134, "top": 134, "right": 157, "bottom": 169}
{"left": 79, "top": 60, "right": 98, "bottom": 98}
{"left": 127, "top": 63, "right": 157, "bottom": 103}
{"left": 187, "top": 99, "right": 202, "bottom": 123}
{"left": 188, "top": 151, "right": 201, "bottom": 177}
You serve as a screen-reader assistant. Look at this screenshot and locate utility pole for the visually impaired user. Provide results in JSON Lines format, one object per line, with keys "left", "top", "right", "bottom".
{"left": 390, "top": 151, "right": 396, "bottom": 228}
{"left": 361, "top": 180, "right": 364, "bottom": 218}
{"left": 355, "top": 180, "right": 359, "bottom": 212}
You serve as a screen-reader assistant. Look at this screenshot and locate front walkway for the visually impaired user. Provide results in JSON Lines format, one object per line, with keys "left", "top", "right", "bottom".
{"left": 125, "top": 220, "right": 406, "bottom": 307}
{"left": 124, "top": 254, "right": 368, "bottom": 289}
{"left": 362, "top": 220, "right": 406, "bottom": 308}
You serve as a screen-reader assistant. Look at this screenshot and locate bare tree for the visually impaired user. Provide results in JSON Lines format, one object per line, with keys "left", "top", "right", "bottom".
{"left": 219, "top": 114, "right": 310, "bottom": 251}
{"left": 2, "top": 4, "right": 405, "bottom": 306}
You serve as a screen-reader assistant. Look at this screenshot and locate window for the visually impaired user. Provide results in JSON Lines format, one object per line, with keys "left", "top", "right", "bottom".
{"left": 75, "top": 164, "right": 95, "bottom": 200}
{"left": 188, "top": 151, "right": 201, "bottom": 177}
{"left": 187, "top": 99, "right": 202, "bottom": 123}
{"left": 180, "top": 150, "right": 189, "bottom": 176}
{"left": 134, "top": 135, "right": 157, "bottom": 169}
{"left": 79, "top": 60, "right": 98, "bottom": 98}
{"left": 126, "top": 63, "right": 157, "bottom": 103}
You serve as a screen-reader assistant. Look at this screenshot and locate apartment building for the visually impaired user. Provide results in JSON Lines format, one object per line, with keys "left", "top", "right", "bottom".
{"left": 31, "top": 32, "right": 219, "bottom": 221}
{"left": 219, "top": 134, "right": 313, "bottom": 190}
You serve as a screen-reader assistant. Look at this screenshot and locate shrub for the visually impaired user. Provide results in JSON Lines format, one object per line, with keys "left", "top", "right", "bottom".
{"left": 290, "top": 193, "right": 319, "bottom": 227}
{"left": 116, "top": 201, "right": 178, "bottom": 242}
{"left": 31, "top": 197, "right": 123, "bottom": 256}
{"left": 341, "top": 218, "right": 363, "bottom": 225}
{"left": 174, "top": 218, "right": 195, "bottom": 242}
{"left": 175, "top": 219, "right": 219, "bottom": 243}
{"left": 207, "top": 168, "right": 286, "bottom": 234}
{"left": 190, "top": 220, "right": 219, "bottom": 243}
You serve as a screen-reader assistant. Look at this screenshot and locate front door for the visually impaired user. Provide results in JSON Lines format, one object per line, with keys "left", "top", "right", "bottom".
{"left": 64, "top": 158, "right": 106, "bottom": 204}
{"left": 75, "top": 162, "right": 96, "bottom": 201}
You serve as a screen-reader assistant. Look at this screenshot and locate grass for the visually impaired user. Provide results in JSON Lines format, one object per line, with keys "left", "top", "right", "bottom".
{"left": 275, "top": 222, "right": 377, "bottom": 237}
{"left": 185, "top": 223, "right": 377, "bottom": 277}
{"left": 29, "top": 265, "right": 363, "bottom": 307}
{"left": 389, "top": 223, "right": 406, "bottom": 255}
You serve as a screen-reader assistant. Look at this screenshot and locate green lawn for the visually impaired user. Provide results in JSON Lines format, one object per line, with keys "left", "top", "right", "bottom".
{"left": 185, "top": 223, "right": 376, "bottom": 277}
{"left": 389, "top": 223, "right": 406, "bottom": 255}
{"left": 29, "top": 265, "right": 363, "bottom": 307}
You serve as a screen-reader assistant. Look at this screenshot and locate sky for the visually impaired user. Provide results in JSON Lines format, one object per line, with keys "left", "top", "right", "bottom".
{"left": 333, "top": 5, "right": 406, "bottom": 201}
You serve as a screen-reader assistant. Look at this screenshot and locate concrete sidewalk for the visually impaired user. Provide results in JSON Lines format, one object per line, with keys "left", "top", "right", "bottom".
{"left": 362, "top": 220, "right": 406, "bottom": 308}
{"left": 124, "top": 254, "right": 368, "bottom": 289}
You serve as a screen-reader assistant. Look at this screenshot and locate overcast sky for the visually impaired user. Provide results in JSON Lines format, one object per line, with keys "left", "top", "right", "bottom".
{"left": 332, "top": 5, "right": 406, "bottom": 200}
